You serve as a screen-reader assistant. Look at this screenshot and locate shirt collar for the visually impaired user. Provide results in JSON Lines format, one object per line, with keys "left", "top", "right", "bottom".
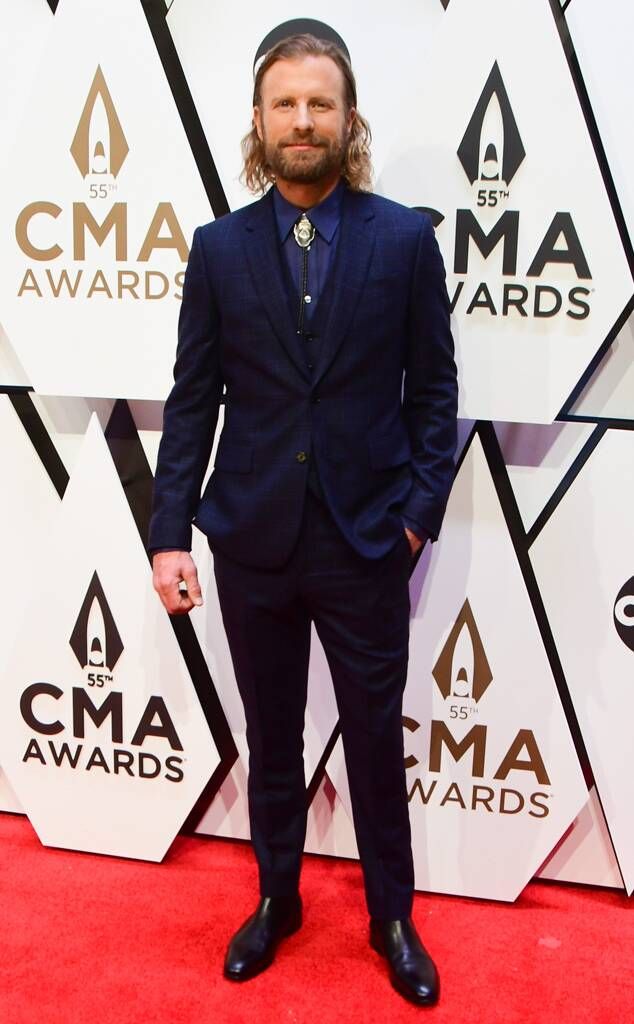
{"left": 273, "top": 179, "right": 345, "bottom": 245}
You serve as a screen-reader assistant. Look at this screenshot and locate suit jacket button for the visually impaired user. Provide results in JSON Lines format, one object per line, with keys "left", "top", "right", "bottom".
{"left": 296, "top": 451, "right": 308, "bottom": 463}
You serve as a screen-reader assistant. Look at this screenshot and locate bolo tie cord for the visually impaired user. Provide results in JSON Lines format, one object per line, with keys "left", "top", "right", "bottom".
{"left": 293, "top": 213, "right": 316, "bottom": 335}
{"left": 297, "top": 244, "right": 310, "bottom": 335}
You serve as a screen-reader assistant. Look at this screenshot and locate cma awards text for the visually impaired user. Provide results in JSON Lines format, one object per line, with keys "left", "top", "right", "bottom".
{"left": 14, "top": 201, "right": 187, "bottom": 302}
{"left": 19, "top": 684, "right": 186, "bottom": 783}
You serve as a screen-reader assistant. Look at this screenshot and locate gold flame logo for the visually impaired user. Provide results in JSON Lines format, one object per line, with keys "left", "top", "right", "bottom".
{"left": 432, "top": 599, "right": 493, "bottom": 703}
{"left": 70, "top": 66, "right": 129, "bottom": 178}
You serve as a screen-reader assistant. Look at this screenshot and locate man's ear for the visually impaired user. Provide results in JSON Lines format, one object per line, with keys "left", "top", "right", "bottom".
{"left": 253, "top": 106, "right": 263, "bottom": 143}
{"left": 347, "top": 107, "right": 357, "bottom": 134}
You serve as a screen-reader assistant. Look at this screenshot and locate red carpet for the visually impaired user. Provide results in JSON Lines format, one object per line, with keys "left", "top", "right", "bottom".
{"left": 0, "top": 812, "right": 632, "bottom": 1024}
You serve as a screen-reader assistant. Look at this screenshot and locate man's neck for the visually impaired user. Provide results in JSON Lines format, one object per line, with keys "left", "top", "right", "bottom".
{"left": 275, "top": 172, "right": 342, "bottom": 211}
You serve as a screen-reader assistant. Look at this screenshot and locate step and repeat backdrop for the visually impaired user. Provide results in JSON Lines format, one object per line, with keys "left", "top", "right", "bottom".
{"left": 0, "top": 0, "right": 632, "bottom": 901}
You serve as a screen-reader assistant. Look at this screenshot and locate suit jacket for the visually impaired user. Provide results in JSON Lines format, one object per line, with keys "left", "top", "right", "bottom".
{"left": 148, "top": 184, "right": 458, "bottom": 569}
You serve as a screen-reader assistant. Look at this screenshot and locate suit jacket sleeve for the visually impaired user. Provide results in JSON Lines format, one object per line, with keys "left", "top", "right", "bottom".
{"left": 400, "top": 214, "right": 458, "bottom": 541}
{"left": 147, "top": 225, "right": 223, "bottom": 553}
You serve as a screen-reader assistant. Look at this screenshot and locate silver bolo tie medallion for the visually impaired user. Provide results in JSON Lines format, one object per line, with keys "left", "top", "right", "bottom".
{"left": 293, "top": 213, "right": 316, "bottom": 249}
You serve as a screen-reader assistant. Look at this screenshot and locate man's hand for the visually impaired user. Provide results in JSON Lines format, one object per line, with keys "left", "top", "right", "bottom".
{"left": 404, "top": 526, "right": 427, "bottom": 557}
{"left": 152, "top": 550, "right": 203, "bottom": 615}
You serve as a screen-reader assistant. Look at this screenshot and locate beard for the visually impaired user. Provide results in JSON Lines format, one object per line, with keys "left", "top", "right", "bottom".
{"left": 264, "top": 127, "right": 348, "bottom": 184}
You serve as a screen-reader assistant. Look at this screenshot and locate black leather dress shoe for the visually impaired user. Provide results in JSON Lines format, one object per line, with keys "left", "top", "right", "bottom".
{"left": 224, "top": 893, "right": 302, "bottom": 981}
{"left": 370, "top": 917, "right": 440, "bottom": 1006}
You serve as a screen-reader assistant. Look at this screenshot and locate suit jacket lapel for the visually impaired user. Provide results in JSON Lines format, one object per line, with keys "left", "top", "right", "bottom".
{"left": 243, "top": 190, "right": 310, "bottom": 382}
{"left": 313, "top": 188, "right": 376, "bottom": 386}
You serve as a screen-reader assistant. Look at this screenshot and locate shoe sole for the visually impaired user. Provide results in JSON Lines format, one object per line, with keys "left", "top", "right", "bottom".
{"left": 223, "top": 912, "right": 302, "bottom": 982}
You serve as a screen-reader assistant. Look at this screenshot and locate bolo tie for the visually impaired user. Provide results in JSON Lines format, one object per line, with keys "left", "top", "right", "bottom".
{"left": 293, "top": 213, "right": 316, "bottom": 336}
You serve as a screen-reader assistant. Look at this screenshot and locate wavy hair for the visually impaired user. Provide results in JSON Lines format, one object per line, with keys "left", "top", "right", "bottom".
{"left": 241, "top": 33, "right": 373, "bottom": 195}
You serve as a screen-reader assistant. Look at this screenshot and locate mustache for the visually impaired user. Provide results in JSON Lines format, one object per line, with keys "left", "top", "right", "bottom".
{"left": 278, "top": 134, "right": 329, "bottom": 148}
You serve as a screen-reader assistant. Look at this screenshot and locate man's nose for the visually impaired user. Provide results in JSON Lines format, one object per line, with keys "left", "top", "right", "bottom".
{"left": 292, "top": 102, "right": 314, "bottom": 132}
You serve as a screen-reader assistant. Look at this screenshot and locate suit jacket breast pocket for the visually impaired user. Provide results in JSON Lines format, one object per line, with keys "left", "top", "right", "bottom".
{"left": 361, "top": 274, "right": 406, "bottom": 322}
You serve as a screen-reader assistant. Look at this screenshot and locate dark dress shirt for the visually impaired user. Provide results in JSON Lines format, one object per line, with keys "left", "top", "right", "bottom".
{"left": 272, "top": 179, "right": 344, "bottom": 319}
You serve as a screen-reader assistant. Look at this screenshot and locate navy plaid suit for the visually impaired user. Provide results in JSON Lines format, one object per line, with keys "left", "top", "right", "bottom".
{"left": 149, "top": 184, "right": 458, "bottom": 918}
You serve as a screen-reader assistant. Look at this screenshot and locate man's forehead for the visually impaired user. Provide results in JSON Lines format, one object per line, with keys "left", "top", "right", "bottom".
{"left": 259, "top": 55, "right": 345, "bottom": 100}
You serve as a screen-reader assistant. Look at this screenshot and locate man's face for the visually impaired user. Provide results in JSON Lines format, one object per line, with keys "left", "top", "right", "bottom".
{"left": 253, "top": 55, "right": 355, "bottom": 185}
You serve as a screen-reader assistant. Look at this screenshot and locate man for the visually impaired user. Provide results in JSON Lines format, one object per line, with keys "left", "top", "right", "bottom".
{"left": 149, "top": 33, "right": 457, "bottom": 1007}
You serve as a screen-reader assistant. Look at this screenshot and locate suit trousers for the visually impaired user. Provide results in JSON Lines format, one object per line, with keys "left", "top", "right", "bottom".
{"left": 212, "top": 487, "right": 415, "bottom": 920}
